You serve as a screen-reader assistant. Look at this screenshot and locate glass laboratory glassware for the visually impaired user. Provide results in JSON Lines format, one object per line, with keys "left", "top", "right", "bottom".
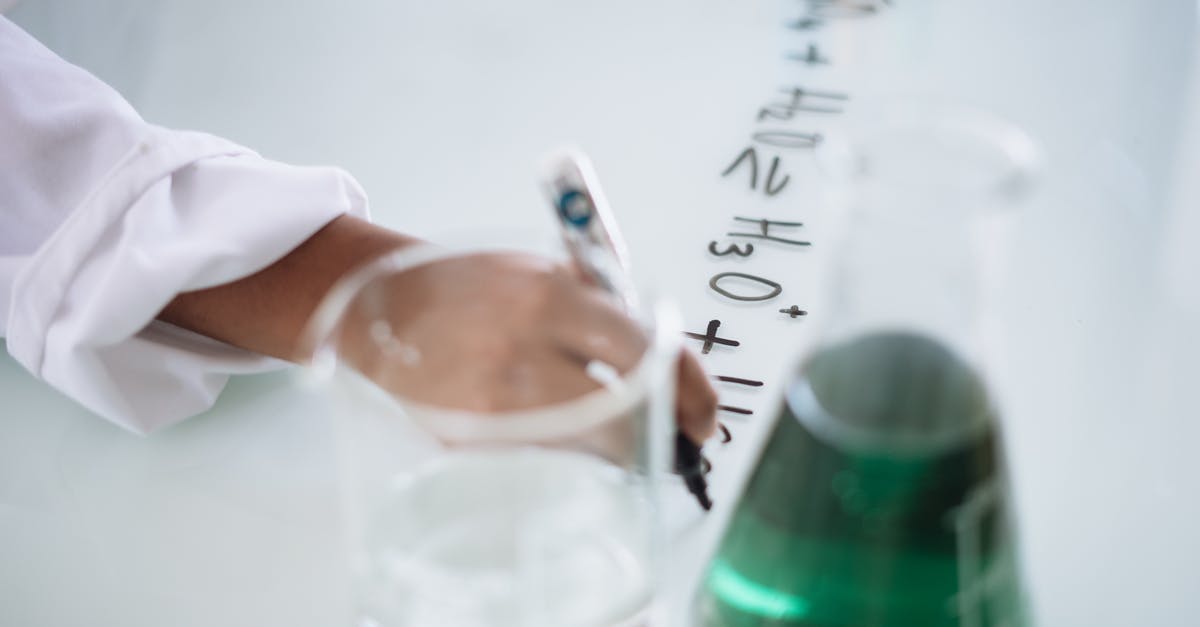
{"left": 303, "top": 245, "right": 679, "bottom": 627}
{"left": 693, "top": 107, "right": 1039, "bottom": 627}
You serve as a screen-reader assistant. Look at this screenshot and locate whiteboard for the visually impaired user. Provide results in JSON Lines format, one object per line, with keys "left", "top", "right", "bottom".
{"left": 2, "top": 1, "right": 1198, "bottom": 625}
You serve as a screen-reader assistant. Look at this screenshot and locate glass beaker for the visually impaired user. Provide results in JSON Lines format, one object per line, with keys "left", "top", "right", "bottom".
{"left": 304, "top": 245, "right": 679, "bottom": 627}
{"left": 693, "top": 106, "right": 1039, "bottom": 627}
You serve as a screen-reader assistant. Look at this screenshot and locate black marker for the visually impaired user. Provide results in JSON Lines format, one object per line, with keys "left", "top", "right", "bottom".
{"left": 541, "top": 149, "right": 714, "bottom": 512}
{"left": 674, "top": 432, "right": 713, "bottom": 511}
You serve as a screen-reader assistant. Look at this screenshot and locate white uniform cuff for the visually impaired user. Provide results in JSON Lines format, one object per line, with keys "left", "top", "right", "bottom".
{"left": 6, "top": 126, "right": 368, "bottom": 433}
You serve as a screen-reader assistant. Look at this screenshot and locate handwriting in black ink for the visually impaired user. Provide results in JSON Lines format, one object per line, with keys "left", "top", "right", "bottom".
{"left": 722, "top": 147, "right": 791, "bottom": 196}
{"left": 714, "top": 375, "right": 765, "bottom": 387}
{"left": 787, "top": 43, "right": 831, "bottom": 66}
{"left": 684, "top": 319, "right": 740, "bottom": 355}
{"left": 727, "top": 217, "right": 810, "bottom": 247}
{"left": 779, "top": 305, "right": 808, "bottom": 318}
{"left": 753, "top": 130, "right": 823, "bottom": 150}
{"left": 763, "top": 154, "right": 790, "bottom": 195}
{"left": 806, "top": 0, "right": 883, "bottom": 19}
{"left": 708, "top": 241, "right": 755, "bottom": 257}
{"left": 709, "top": 272, "right": 783, "bottom": 302}
{"left": 779, "top": 85, "right": 849, "bottom": 107}
{"left": 790, "top": 0, "right": 890, "bottom": 31}
{"left": 722, "top": 147, "right": 758, "bottom": 188}
{"left": 758, "top": 86, "right": 848, "bottom": 121}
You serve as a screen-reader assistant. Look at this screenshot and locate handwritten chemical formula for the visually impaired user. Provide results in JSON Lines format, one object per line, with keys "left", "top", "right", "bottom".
{"left": 690, "top": 0, "right": 895, "bottom": 432}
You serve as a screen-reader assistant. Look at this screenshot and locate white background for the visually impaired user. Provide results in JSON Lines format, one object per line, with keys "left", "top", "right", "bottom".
{"left": 1, "top": 1, "right": 1198, "bottom": 625}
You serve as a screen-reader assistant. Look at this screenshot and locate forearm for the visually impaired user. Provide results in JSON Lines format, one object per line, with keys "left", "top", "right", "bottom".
{"left": 158, "top": 215, "right": 420, "bottom": 363}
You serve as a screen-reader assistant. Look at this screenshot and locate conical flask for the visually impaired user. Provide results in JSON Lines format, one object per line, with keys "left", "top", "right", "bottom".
{"left": 694, "top": 107, "right": 1039, "bottom": 627}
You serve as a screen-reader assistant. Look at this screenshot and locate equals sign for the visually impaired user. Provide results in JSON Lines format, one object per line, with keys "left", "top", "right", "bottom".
{"left": 712, "top": 375, "right": 764, "bottom": 418}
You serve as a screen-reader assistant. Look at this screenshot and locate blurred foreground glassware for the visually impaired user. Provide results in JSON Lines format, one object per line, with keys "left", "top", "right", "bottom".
{"left": 694, "top": 106, "right": 1040, "bottom": 627}
{"left": 304, "top": 246, "right": 678, "bottom": 627}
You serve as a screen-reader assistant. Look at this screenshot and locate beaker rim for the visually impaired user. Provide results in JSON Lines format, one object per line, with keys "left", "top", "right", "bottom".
{"left": 816, "top": 102, "right": 1042, "bottom": 207}
{"left": 302, "top": 245, "right": 681, "bottom": 444}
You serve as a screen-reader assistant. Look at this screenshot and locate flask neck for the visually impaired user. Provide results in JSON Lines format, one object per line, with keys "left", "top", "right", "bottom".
{"left": 822, "top": 188, "right": 992, "bottom": 362}
{"left": 815, "top": 108, "right": 1038, "bottom": 364}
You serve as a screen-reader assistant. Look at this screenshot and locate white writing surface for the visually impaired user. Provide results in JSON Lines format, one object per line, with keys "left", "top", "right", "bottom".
{"left": 4, "top": 1, "right": 1198, "bottom": 626}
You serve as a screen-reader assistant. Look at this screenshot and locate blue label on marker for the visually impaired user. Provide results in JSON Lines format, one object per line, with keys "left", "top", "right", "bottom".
{"left": 558, "top": 189, "right": 593, "bottom": 227}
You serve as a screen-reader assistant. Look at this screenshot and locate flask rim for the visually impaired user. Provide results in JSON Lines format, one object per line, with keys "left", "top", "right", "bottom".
{"left": 785, "top": 370, "right": 995, "bottom": 458}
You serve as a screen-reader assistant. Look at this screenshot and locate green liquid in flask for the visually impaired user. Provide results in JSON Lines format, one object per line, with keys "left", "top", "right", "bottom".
{"left": 696, "top": 332, "right": 1026, "bottom": 627}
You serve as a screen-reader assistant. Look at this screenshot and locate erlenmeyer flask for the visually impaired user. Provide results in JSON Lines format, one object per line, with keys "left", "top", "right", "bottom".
{"left": 693, "top": 107, "right": 1039, "bottom": 627}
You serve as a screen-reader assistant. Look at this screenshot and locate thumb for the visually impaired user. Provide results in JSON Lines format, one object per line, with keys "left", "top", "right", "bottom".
{"left": 676, "top": 349, "right": 719, "bottom": 443}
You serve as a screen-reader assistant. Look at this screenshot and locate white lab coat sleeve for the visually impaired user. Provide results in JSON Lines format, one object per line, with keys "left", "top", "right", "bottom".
{"left": 0, "top": 16, "right": 369, "bottom": 434}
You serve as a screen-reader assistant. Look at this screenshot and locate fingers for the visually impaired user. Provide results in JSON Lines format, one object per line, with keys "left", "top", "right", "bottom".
{"left": 351, "top": 251, "right": 721, "bottom": 446}
{"left": 675, "top": 349, "right": 719, "bottom": 443}
{"left": 550, "top": 262, "right": 718, "bottom": 443}
{"left": 546, "top": 266, "right": 648, "bottom": 375}
{"left": 561, "top": 257, "right": 599, "bottom": 288}
{"left": 491, "top": 342, "right": 609, "bottom": 410}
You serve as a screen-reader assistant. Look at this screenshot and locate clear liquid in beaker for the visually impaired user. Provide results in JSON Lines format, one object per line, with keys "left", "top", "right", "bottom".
{"left": 357, "top": 448, "right": 654, "bottom": 627}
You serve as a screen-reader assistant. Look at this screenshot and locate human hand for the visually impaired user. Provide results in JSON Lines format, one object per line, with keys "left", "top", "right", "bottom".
{"left": 162, "top": 215, "right": 717, "bottom": 442}
{"left": 337, "top": 251, "right": 719, "bottom": 443}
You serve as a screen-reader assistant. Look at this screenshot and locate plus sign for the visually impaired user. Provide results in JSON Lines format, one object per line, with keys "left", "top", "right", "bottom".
{"left": 788, "top": 43, "right": 830, "bottom": 66}
{"left": 684, "top": 319, "right": 740, "bottom": 355}
{"left": 779, "top": 305, "right": 808, "bottom": 319}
